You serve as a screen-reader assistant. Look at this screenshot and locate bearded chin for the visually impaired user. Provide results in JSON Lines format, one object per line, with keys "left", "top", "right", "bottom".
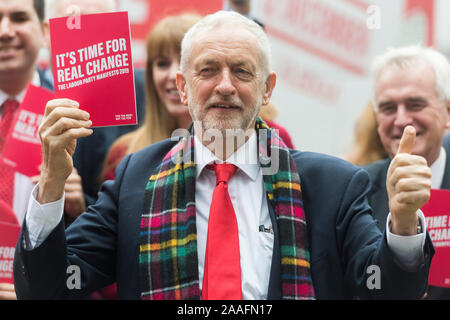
{"left": 188, "top": 89, "right": 262, "bottom": 135}
{"left": 194, "top": 109, "right": 260, "bottom": 138}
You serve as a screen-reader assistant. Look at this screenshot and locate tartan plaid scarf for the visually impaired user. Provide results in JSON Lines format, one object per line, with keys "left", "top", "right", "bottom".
{"left": 139, "top": 118, "right": 315, "bottom": 299}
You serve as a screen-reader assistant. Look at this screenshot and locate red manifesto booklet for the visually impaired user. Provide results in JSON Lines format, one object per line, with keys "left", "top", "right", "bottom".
{"left": 49, "top": 11, "right": 137, "bottom": 127}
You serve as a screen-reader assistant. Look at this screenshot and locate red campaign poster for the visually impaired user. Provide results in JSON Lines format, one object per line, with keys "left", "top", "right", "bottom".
{"left": 49, "top": 12, "right": 137, "bottom": 127}
{"left": 421, "top": 189, "right": 450, "bottom": 288}
{"left": 0, "top": 84, "right": 54, "bottom": 177}
{"left": 0, "top": 221, "right": 20, "bottom": 284}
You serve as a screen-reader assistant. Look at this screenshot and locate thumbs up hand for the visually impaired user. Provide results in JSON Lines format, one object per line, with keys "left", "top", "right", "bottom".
{"left": 386, "top": 126, "right": 432, "bottom": 235}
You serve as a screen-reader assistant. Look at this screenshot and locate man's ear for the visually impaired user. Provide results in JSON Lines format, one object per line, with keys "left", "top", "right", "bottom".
{"left": 176, "top": 72, "right": 189, "bottom": 106}
{"left": 262, "top": 72, "right": 276, "bottom": 106}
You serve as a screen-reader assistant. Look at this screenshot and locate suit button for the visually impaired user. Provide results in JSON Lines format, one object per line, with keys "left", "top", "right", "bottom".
{"left": 21, "top": 265, "right": 27, "bottom": 277}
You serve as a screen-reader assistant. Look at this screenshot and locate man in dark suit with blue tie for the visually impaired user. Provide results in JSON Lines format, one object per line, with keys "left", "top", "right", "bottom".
{"left": 364, "top": 45, "right": 450, "bottom": 299}
{"left": 14, "top": 11, "right": 434, "bottom": 300}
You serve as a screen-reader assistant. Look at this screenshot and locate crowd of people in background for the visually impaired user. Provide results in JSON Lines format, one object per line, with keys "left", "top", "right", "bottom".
{"left": 0, "top": 0, "right": 449, "bottom": 300}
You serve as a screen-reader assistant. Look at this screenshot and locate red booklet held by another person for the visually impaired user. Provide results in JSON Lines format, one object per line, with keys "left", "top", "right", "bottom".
{"left": 421, "top": 189, "right": 450, "bottom": 288}
{"left": 0, "top": 221, "right": 20, "bottom": 284}
{"left": 0, "top": 84, "right": 54, "bottom": 177}
{"left": 49, "top": 11, "right": 137, "bottom": 127}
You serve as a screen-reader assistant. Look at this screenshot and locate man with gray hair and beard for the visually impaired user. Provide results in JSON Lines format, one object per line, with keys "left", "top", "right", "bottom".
{"left": 15, "top": 11, "right": 433, "bottom": 300}
{"left": 364, "top": 45, "right": 450, "bottom": 299}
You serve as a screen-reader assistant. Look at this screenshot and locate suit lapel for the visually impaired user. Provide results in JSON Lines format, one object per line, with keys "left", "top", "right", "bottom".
{"left": 367, "top": 159, "right": 390, "bottom": 231}
{"left": 440, "top": 147, "right": 450, "bottom": 189}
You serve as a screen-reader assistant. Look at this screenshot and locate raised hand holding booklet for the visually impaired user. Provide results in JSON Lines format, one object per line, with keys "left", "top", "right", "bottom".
{"left": 49, "top": 11, "right": 137, "bottom": 127}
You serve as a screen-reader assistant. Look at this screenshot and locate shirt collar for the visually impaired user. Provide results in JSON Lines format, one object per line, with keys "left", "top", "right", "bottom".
{"left": 430, "top": 146, "right": 447, "bottom": 189}
{"left": 0, "top": 70, "right": 41, "bottom": 106}
{"left": 194, "top": 131, "right": 260, "bottom": 181}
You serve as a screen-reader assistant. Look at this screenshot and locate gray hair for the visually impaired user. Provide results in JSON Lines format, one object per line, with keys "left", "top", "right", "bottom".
{"left": 45, "top": 0, "right": 116, "bottom": 21}
{"left": 372, "top": 45, "right": 450, "bottom": 106}
{"left": 180, "top": 10, "right": 272, "bottom": 79}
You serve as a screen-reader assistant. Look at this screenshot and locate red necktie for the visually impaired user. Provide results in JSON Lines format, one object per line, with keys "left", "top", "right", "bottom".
{"left": 0, "top": 99, "right": 19, "bottom": 207}
{"left": 202, "top": 163, "right": 242, "bottom": 300}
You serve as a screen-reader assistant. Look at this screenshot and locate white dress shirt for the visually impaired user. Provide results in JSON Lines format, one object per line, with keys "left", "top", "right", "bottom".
{"left": 430, "top": 147, "right": 446, "bottom": 189}
{"left": 0, "top": 71, "right": 40, "bottom": 225}
{"left": 194, "top": 133, "right": 273, "bottom": 299}
{"left": 25, "top": 131, "right": 427, "bottom": 298}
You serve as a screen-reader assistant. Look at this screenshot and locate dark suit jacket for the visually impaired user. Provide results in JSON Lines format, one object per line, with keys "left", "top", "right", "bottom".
{"left": 363, "top": 142, "right": 450, "bottom": 299}
{"left": 14, "top": 139, "right": 433, "bottom": 299}
{"left": 37, "top": 67, "right": 147, "bottom": 206}
{"left": 444, "top": 134, "right": 450, "bottom": 151}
